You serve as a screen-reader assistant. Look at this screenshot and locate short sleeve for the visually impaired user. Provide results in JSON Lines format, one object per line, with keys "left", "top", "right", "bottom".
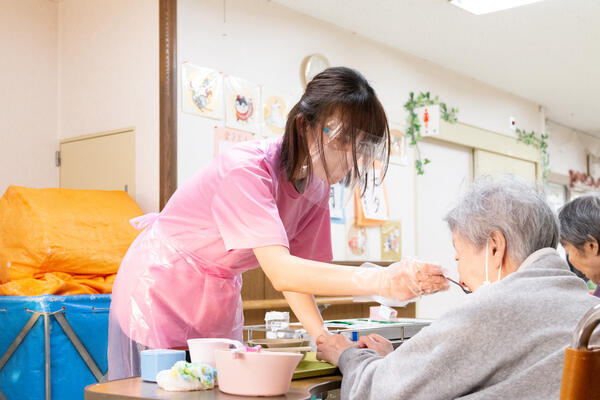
{"left": 289, "top": 196, "right": 333, "bottom": 262}
{"left": 211, "top": 165, "right": 289, "bottom": 251}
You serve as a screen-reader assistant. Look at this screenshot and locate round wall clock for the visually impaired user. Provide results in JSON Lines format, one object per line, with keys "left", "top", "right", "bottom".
{"left": 300, "top": 53, "right": 330, "bottom": 88}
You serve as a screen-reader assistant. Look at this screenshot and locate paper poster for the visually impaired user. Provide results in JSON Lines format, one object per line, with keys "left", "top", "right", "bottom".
{"left": 213, "top": 126, "right": 255, "bottom": 156}
{"left": 415, "top": 104, "right": 440, "bottom": 137}
{"left": 329, "top": 182, "right": 345, "bottom": 224}
{"left": 262, "top": 88, "right": 293, "bottom": 137}
{"left": 224, "top": 76, "right": 260, "bottom": 133}
{"left": 355, "top": 164, "right": 389, "bottom": 225}
{"left": 347, "top": 224, "right": 367, "bottom": 257}
{"left": 181, "top": 64, "right": 223, "bottom": 119}
{"left": 361, "top": 183, "right": 388, "bottom": 221}
{"left": 389, "top": 125, "right": 408, "bottom": 166}
{"left": 381, "top": 221, "right": 402, "bottom": 261}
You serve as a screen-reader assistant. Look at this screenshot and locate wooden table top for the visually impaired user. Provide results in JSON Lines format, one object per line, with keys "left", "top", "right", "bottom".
{"left": 84, "top": 375, "right": 342, "bottom": 400}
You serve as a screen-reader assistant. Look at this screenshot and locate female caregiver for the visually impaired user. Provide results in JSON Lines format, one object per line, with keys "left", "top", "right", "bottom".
{"left": 108, "top": 67, "right": 448, "bottom": 379}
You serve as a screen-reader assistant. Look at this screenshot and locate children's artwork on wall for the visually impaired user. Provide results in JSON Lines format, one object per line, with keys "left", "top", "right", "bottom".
{"left": 213, "top": 126, "right": 255, "bottom": 156}
{"left": 354, "top": 164, "right": 389, "bottom": 226}
{"left": 262, "top": 87, "right": 292, "bottom": 137}
{"left": 329, "top": 182, "right": 345, "bottom": 223}
{"left": 415, "top": 104, "right": 440, "bottom": 137}
{"left": 224, "top": 76, "right": 260, "bottom": 133}
{"left": 347, "top": 224, "right": 367, "bottom": 257}
{"left": 181, "top": 63, "right": 223, "bottom": 119}
{"left": 389, "top": 124, "right": 408, "bottom": 165}
{"left": 380, "top": 220, "right": 402, "bottom": 261}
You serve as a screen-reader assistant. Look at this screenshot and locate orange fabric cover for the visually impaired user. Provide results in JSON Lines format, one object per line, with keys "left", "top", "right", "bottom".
{"left": 0, "top": 186, "right": 142, "bottom": 295}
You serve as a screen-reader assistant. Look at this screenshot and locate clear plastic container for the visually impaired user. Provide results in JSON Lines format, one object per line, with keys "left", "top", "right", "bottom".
{"left": 264, "top": 311, "right": 290, "bottom": 339}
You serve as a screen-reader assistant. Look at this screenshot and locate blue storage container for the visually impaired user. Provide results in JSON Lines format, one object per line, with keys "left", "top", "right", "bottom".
{"left": 0, "top": 294, "right": 111, "bottom": 400}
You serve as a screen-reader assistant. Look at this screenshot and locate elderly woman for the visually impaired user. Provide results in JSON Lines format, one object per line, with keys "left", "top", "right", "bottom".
{"left": 558, "top": 195, "right": 600, "bottom": 297}
{"left": 317, "top": 176, "right": 600, "bottom": 399}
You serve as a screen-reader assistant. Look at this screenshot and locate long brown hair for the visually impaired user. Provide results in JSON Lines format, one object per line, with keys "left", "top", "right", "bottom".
{"left": 280, "top": 67, "right": 390, "bottom": 193}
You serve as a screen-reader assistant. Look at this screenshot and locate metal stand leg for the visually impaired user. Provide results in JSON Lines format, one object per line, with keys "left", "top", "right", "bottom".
{"left": 54, "top": 313, "right": 108, "bottom": 382}
{"left": 0, "top": 312, "right": 41, "bottom": 371}
{"left": 44, "top": 314, "right": 51, "bottom": 400}
{"left": 0, "top": 312, "right": 42, "bottom": 400}
{"left": 0, "top": 306, "right": 108, "bottom": 400}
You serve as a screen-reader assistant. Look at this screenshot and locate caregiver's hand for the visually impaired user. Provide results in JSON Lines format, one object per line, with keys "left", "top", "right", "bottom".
{"left": 316, "top": 334, "right": 355, "bottom": 366}
{"left": 356, "top": 259, "right": 449, "bottom": 301}
{"left": 358, "top": 334, "right": 394, "bottom": 356}
{"left": 381, "top": 259, "right": 449, "bottom": 300}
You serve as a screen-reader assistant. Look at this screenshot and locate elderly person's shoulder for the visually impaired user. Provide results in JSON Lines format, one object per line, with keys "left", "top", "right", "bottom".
{"left": 471, "top": 248, "right": 596, "bottom": 306}
{"left": 501, "top": 247, "right": 588, "bottom": 288}
{"left": 457, "top": 247, "right": 600, "bottom": 336}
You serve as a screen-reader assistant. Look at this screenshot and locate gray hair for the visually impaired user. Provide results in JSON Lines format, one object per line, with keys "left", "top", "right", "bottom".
{"left": 444, "top": 175, "right": 559, "bottom": 264}
{"left": 558, "top": 195, "right": 600, "bottom": 249}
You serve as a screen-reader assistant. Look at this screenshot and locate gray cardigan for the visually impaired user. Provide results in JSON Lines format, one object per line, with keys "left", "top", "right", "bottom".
{"left": 338, "top": 248, "right": 600, "bottom": 399}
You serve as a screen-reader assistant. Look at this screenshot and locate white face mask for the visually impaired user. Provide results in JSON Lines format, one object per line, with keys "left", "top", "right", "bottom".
{"left": 482, "top": 239, "right": 502, "bottom": 287}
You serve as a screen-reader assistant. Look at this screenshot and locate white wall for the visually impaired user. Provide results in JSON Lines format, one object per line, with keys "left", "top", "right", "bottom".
{"left": 177, "top": 0, "right": 545, "bottom": 265}
{"left": 0, "top": 0, "right": 159, "bottom": 212}
{"left": 547, "top": 120, "right": 600, "bottom": 177}
{"left": 57, "top": 0, "right": 160, "bottom": 212}
{"left": 0, "top": 0, "right": 58, "bottom": 195}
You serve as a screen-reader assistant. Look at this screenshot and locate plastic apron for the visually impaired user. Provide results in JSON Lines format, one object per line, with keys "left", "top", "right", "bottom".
{"left": 108, "top": 213, "right": 245, "bottom": 379}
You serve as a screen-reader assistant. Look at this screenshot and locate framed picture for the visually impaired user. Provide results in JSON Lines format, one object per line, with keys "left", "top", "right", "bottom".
{"left": 354, "top": 163, "right": 389, "bottom": 226}
{"left": 346, "top": 224, "right": 368, "bottom": 258}
{"left": 587, "top": 153, "right": 600, "bottom": 179}
{"left": 224, "top": 76, "right": 261, "bottom": 133}
{"left": 262, "top": 87, "right": 294, "bottom": 137}
{"left": 380, "top": 220, "right": 401, "bottom": 261}
{"left": 329, "top": 182, "right": 345, "bottom": 224}
{"left": 388, "top": 122, "right": 408, "bottom": 166}
{"left": 181, "top": 63, "right": 223, "bottom": 120}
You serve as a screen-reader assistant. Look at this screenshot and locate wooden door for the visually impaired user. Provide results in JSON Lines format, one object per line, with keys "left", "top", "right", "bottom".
{"left": 59, "top": 127, "right": 135, "bottom": 197}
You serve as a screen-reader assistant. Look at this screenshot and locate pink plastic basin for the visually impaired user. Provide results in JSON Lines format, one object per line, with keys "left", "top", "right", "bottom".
{"left": 215, "top": 349, "right": 303, "bottom": 396}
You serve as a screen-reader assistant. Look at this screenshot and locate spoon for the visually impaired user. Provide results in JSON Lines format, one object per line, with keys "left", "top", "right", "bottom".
{"left": 446, "top": 277, "right": 472, "bottom": 294}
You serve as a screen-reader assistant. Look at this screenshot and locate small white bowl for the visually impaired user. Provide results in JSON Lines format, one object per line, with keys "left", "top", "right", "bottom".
{"left": 186, "top": 338, "right": 244, "bottom": 368}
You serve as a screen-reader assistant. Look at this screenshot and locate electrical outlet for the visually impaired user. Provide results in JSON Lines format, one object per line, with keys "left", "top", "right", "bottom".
{"left": 510, "top": 116, "right": 516, "bottom": 131}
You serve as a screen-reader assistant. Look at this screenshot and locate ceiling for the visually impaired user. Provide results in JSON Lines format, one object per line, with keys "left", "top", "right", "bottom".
{"left": 272, "top": 0, "right": 600, "bottom": 135}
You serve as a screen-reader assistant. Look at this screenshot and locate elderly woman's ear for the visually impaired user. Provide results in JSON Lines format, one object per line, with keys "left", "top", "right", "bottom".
{"left": 584, "top": 235, "right": 600, "bottom": 256}
{"left": 489, "top": 231, "right": 513, "bottom": 277}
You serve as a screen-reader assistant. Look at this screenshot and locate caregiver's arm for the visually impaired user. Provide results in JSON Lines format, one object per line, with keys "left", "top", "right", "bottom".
{"left": 254, "top": 245, "right": 374, "bottom": 296}
{"left": 282, "top": 291, "right": 329, "bottom": 338}
{"left": 253, "top": 245, "right": 448, "bottom": 298}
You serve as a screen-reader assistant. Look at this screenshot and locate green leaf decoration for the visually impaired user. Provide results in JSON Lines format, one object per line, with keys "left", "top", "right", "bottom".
{"left": 404, "top": 91, "right": 458, "bottom": 175}
{"left": 516, "top": 128, "right": 550, "bottom": 181}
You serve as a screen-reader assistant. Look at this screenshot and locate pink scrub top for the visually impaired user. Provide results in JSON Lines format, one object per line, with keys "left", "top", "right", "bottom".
{"left": 111, "top": 137, "right": 333, "bottom": 348}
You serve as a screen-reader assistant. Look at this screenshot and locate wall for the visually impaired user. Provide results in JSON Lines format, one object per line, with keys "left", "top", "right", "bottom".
{"left": 0, "top": 0, "right": 58, "bottom": 195}
{"left": 547, "top": 120, "right": 600, "bottom": 177}
{"left": 57, "top": 0, "right": 160, "bottom": 212}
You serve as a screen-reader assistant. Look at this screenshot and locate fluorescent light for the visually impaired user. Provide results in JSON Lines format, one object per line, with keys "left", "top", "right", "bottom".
{"left": 450, "top": 0, "right": 544, "bottom": 15}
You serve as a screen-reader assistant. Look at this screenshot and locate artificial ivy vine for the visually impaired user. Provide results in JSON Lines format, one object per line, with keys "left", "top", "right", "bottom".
{"left": 515, "top": 128, "right": 550, "bottom": 181}
{"left": 403, "top": 92, "right": 459, "bottom": 174}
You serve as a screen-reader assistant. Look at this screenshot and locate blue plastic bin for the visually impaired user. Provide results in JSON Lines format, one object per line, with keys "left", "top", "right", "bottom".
{"left": 0, "top": 294, "right": 111, "bottom": 400}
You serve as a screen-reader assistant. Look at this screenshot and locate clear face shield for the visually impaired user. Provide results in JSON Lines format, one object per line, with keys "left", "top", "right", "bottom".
{"left": 308, "top": 117, "right": 388, "bottom": 203}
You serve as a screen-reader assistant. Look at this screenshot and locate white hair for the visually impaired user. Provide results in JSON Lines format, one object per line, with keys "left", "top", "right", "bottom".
{"left": 444, "top": 175, "right": 559, "bottom": 264}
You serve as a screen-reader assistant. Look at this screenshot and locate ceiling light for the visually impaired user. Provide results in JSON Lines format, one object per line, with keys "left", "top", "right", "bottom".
{"left": 449, "top": 0, "right": 545, "bottom": 15}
